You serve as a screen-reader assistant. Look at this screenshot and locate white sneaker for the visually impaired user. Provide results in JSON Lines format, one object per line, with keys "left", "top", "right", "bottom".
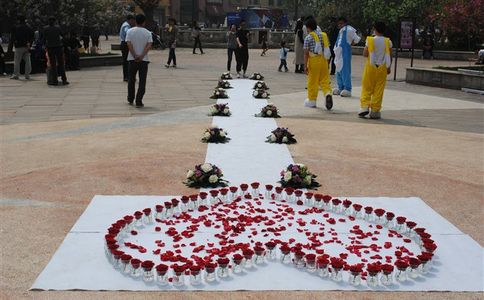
{"left": 304, "top": 99, "right": 317, "bottom": 108}
{"left": 332, "top": 88, "right": 341, "bottom": 95}
{"left": 358, "top": 108, "right": 369, "bottom": 118}
{"left": 10, "top": 75, "right": 19, "bottom": 80}
{"left": 340, "top": 90, "right": 352, "bottom": 97}
{"left": 236, "top": 72, "right": 241, "bottom": 78}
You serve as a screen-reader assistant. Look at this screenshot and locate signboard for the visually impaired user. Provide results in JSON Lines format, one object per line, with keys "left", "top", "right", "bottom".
{"left": 400, "top": 21, "right": 414, "bottom": 49}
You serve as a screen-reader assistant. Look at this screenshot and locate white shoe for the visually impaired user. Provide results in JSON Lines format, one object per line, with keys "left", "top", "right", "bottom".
{"left": 340, "top": 90, "right": 351, "bottom": 97}
{"left": 236, "top": 72, "right": 241, "bottom": 78}
{"left": 332, "top": 88, "right": 341, "bottom": 95}
{"left": 304, "top": 99, "right": 317, "bottom": 108}
{"left": 10, "top": 75, "right": 19, "bottom": 80}
{"left": 358, "top": 108, "right": 369, "bottom": 118}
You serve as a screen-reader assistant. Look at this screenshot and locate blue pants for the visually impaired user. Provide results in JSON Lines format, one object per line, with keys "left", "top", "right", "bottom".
{"left": 336, "top": 47, "right": 352, "bottom": 91}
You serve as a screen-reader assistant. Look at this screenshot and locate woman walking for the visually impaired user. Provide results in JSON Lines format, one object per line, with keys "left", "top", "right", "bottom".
{"left": 294, "top": 19, "right": 305, "bottom": 73}
{"left": 165, "top": 18, "right": 178, "bottom": 68}
{"left": 226, "top": 24, "right": 237, "bottom": 72}
{"left": 191, "top": 21, "right": 204, "bottom": 54}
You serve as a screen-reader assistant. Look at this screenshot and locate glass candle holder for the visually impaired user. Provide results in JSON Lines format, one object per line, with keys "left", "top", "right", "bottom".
{"left": 381, "top": 272, "right": 393, "bottom": 285}
{"left": 318, "top": 265, "right": 329, "bottom": 277}
{"left": 190, "top": 266, "right": 202, "bottom": 285}
{"left": 120, "top": 254, "right": 132, "bottom": 274}
{"left": 331, "top": 268, "right": 343, "bottom": 282}
{"left": 143, "top": 268, "right": 154, "bottom": 282}
{"left": 331, "top": 199, "right": 342, "bottom": 213}
{"left": 293, "top": 252, "right": 305, "bottom": 269}
{"left": 130, "top": 259, "right": 142, "bottom": 277}
{"left": 305, "top": 254, "right": 317, "bottom": 273}
{"left": 264, "top": 185, "right": 274, "bottom": 200}
{"left": 367, "top": 273, "right": 379, "bottom": 288}
{"left": 172, "top": 272, "right": 184, "bottom": 286}
{"left": 349, "top": 272, "right": 361, "bottom": 286}
{"left": 229, "top": 187, "right": 238, "bottom": 201}
{"left": 395, "top": 268, "right": 408, "bottom": 282}
{"left": 232, "top": 255, "right": 244, "bottom": 274}
{"left": 142, "top": 208, "right": 153, "bottom": 225}
{"left": 254, "top": 247, "right": 265, "bottom": 265}
{"left": 265, "top": 242, "right": 276, "bottom": 260}
{"left": 156, "top": 264, "right": 169, "bottom": 286}
{"left": 154, "top": 205, "right": 164, "bottom": 220}
{"left": 243, "top": 250, "right": 254, "bottom": 268}
{"left": 134, "top": 212, "right": 143, "bottom": 227}
{"left": 205, "top": 264, "right": 217, "bottom": 282}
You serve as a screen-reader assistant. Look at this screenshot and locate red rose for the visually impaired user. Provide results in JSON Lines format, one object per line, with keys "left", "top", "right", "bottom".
{"left": 364, "top": 206, "right": 373, "bottom": 214}
{"left": 265, "top": 241, "right": 276, "bottom": 250}
{"left": 343, "top": 199, "right": 352, "bottom": 208}
{"left": 296, "top": 200, "right": 304, "bottom": 205}
{"left": 394, "top": 260, "right": 409, "bottom": 271}
{"left": 423, "top": 242, "right": 437, "bottom": 253}
{"left": 280, "top": 244, "right": 291, "bottom": 255}
{"left": 190, "top": 265, "right": 201, "bottom": 275}
{"left": 305, "top": 192, "right": 314, "bottom": 199}
{"left": 332, "top": 199, "right": 342, "bottom": 206}
{"left": 381, "top": 263, "right": 394, "bottom": 274}
{"left": 134, "top": 211, "right": 143, "bottom": 220}
{"left": 322, "top": 195, "right": 332, "bottom": 203}
{"left": 396, "top": 216, "right": 406, "bottom": 224}
{"left": 217, "top": 257, "right": 230, "bottom": 267}
{"left": 275, "top": 186, "right": 283, "bottom": 194}
{"left": 233, "top": 254, "right": 244, "bottom": 264}
{"left": 189, "top": 194, "right": 198, "bottom": 202}
{"left": 374, "top": 208, "right": 385, "bottom": 217}
{"left": 408, "top": 257, "right": 421, "bottom": 268}
{"left": 240, "top": 184, "right": 249, "bottom": 191}
{"left": 141, "top": 260, "right": 154, "bottom": 271}
{"left": 164, "top": 201, "right": 172, "bottom": 209}
{"left": 199, "top": 192, "right": 208, "bottom": 199}
{"left": 143, "top": 208, "right": 151, "bottom": 216}
{"left": 171, "top": 264, "right": 186, "bottom": 275}
{"left": 171, "top": 199, "right": 179, "bottom": 207}
{"left": 317, "top": 256, "right": 329, "bottom": 268}
{"left": 131, "top": 258, "right": 141, "bottom": 269}
{"left": 366, "top": 263, "right": 381, "bottom": 275}
{"left": 265, "top": 184, "right": 274, "bottom": 191}
{"left": 209, "top": 190, "right": 219, "bottom": 197}
{"left": 417, "top": 252, "right": 433, "bottom": 262}
{"left": 243, "top": 249, "right": 254, "bottom": 259}
{"left": 349, "top": 264, "right": 363, "bottom": 274}
{"left": 386, "top": 212, "right": 395, "bottom": 220}
{"left": 305, "top": 253, "right": 316, "bottom": 262}
{"left": 414, "top": 227, "right": 426, "bottom": 234}
{"left": 181, "top": 196, "right": 189, "bottom": 204}
{"left": 254, "top": 246, "right": 265, "bottom": 256}
{"left": 156, "top": 264, "right": 169, "bottom": 275}
{"left": 314, "top": 194, "right": 323, "bottom": 202}
{"left": 295, "top": 190, "right": 303, "bottom": 197}
{"left": 219, "top": 188, "right": 229, "bottom": 195}
{"left": 285, "top": 187, "right": 294, "bottom": 195}
{"left": 251, "top": 182, "right": 260, "bottom": 189}
{"left": 155, "top": 205, "right": 163, "bottom": 213}
{"left": 229, "top": 186, "right": 238, "bottom": 193}
{"left": 294, "top": 250, "right": 305, "bottom": 259}
{"left": 205, "top": 262, "right": 217, "bottom": 273}
{"left": 406, "top": 221, "right": 417, "bottom": 229}
{"left": 352, "top": 204, "right": 362, "bottom": 211}
{"left": 121, "top": 254, "right": 132, "bottom": 263}
{"left": 330, "top": 257, "right": 345, "bottom": 270}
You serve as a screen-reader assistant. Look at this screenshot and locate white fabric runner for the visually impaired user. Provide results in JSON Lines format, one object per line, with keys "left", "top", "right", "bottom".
{"left": 31, "top": 79, "right": 483, "bottom": 292}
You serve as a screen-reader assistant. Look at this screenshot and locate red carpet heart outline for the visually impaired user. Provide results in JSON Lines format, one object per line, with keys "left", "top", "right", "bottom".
{"left": 105, "top": 184, "right": 437, "bottom": 288}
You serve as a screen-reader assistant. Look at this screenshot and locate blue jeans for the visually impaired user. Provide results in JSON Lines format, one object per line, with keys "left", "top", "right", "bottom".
{"left": 227, "top": 48, "right": 235, "bottom": 71}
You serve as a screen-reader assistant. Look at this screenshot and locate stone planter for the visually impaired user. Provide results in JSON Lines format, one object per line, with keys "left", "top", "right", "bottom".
{"left": 406, "top": 67, "right": 484, "bottom": 90}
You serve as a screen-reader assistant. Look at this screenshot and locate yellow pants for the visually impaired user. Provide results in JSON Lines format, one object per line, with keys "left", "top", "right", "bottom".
{"left": 360, "top": 63, "right": 388, "bottom": 112}
{"left": 307, "top": 55, "right": 331, "bottom": 102}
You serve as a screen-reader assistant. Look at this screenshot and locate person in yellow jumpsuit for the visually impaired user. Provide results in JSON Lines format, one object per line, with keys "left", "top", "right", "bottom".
{"left": 359, "top": 22, "right": 392, "bottom": 119}
{"left": 303, "top": 18, "right": 333, "bottom": 110}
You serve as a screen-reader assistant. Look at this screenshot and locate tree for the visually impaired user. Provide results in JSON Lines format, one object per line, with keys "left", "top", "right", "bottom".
{"left": 132, "top": 0, "right": 159, "bottom": 31}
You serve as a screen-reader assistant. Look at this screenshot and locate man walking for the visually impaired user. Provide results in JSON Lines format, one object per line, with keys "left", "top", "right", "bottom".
{"left": 43, "top": 16, "right": 69, "bottom": 85}
{"left": 126, "top": 14, "right": 152, "bottom": 108}
{"left": 235, "top": 20, "right": 250, "bottom": 78}
{"left": 191, "top": 21, "right": 204, "bottom": 54}
{"left": 333, "top": 17, "right": 360, "bottom": 97}
{"left": 120, "top": 15, "right": 135, "bottom": 81}
{"left": 9, "top": 16, "right": 34, "bottom": 80}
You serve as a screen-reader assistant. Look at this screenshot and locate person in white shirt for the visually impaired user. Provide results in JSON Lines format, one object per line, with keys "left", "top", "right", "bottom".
{"left": 333, "top": 17, "right": 361, "bottom": 97}
{"left": 119, "top": 15, "right": 135, "bottom": 81}
{"left": 359, "top": 21, "right": 392, "bottom": 119}
{"left": 126, "top": 14, "right": 152, "bottom": 108}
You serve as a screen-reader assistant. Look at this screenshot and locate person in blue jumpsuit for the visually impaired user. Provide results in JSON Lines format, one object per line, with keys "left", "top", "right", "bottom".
{"left": 333, "top": 17, "right": 361, "bottom": 97}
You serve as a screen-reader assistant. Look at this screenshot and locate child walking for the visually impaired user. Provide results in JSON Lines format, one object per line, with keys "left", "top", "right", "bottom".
{"left": 303, "top": 18, "right": 333, "bottom": 110}
{"left": 278, "top": 41, "right": 289, "bottom": 72}
{"left": 358, "top": 21, "right": 392, "bottom": 119}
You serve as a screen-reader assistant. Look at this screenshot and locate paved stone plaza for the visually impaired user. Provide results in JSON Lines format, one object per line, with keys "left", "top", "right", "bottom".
{"left": 0, "top": 46, "right": 482, "bottom": 299}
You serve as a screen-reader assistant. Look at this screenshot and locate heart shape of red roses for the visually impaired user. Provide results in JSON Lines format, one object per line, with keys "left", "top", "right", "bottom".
{"left": 105, "top": 183, "right": 437, "bottom": 287}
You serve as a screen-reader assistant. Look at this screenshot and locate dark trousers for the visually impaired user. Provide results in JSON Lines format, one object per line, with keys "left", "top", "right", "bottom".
{"left": 278, "top": 59, "right": 288, "bottom": 71}
{"left": 235, "top": 47, "right": 249, "bottom": 73}
{"left": 81, "top": 36, "right": 89, "bottom": 50}
{"left": 92, "top": 38, "right": 99, "bottom": 48}
{"left": 329, "top": 47, "right": 336, "bottom": 74}
{"left": 193, "top": 37, "right": 203, "bottom": 53}
{"left": 127, "top": 61, "right": 149, "bottom": 104}
{"left": 47, "top": 46, "right": 67, "bottom": 83}
{"left": 121, "top": 41, "right": 129, "bottom": 80}
{"left": 167, "top": 48, "right": 176, "bottom": 65}
{"left": 227, "top": 48, "right": 235, "bottom": 71}
{"left": 0, "top": 54, "right": 5, "bottom": 74}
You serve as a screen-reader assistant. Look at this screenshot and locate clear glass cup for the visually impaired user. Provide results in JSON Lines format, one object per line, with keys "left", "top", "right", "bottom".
{"left": 367, "top": 274, "right": 379, "bottom": 288}
{"left": 331, "top": 268, "right": 343, "bottom": 282}
{"left": 318, "top": 265, "right": 329, "bottom": 277}
{"left": 156, "top": 272, "right": 168, "bottom": 286}
{"left": 190, "top": 272, "right": 201, "bottom": 285}
{"left": 349, "top": 273, "right": 361, "bottom": 286}
{"left": 205, "top": 269, "right": 216, "bottom": 282}
{"left": 381, "top": 273, "right": 393, "bottom": 285}
{"left": 143, "top": 269, "right": 154, "bottom": 282}
{"left": 395, "top": 268, "right": 408, "bottom": 282}
{"left": 217, "top": 266, "right": 229, "bottom": 278}
{"left": 172, "top": 273, "right": 184, "bottom": 286}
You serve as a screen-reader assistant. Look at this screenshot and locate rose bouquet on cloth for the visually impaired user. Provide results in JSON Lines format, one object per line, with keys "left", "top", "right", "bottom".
{"left": 210, "top": 88, "right": 229, "bottom": 99}
{"left": 217, "top": 80, "right": 232, "bottom": 89}
{"left": 185, "top": 163, "right": 228, "bottom": 188}
{"left": 279, "top": 163, "right": 321, "bottom": 189}
{"left": 220, "top": 72, "right": 232, "bottom": 80}
{"left": 266, "top": 127, "right": 297, "bottom": 144}
{"left": 255, "top": 103, "right": 280, "bottom": 118}
{"left": 250, "top": 72, "right": 264, "bottom": 80}
{"left": 253, "top": 89, "right": 270, "bottom": 99}
{"left": 253, "top": 81, "right": 269, "bottom": 90}
{"left": 209, "top": 103, "right": 231, "bottom": 116}
{"left": 201, "top": 126, "right": 230, "bottom": 144}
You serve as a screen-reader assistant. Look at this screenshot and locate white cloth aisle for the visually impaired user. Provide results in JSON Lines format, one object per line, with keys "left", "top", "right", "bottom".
{"left": 31, "top": 78, "right": 483, "bottom": 292}
{"left": 205, "top": 79, "right": 293, "bottom": 185}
